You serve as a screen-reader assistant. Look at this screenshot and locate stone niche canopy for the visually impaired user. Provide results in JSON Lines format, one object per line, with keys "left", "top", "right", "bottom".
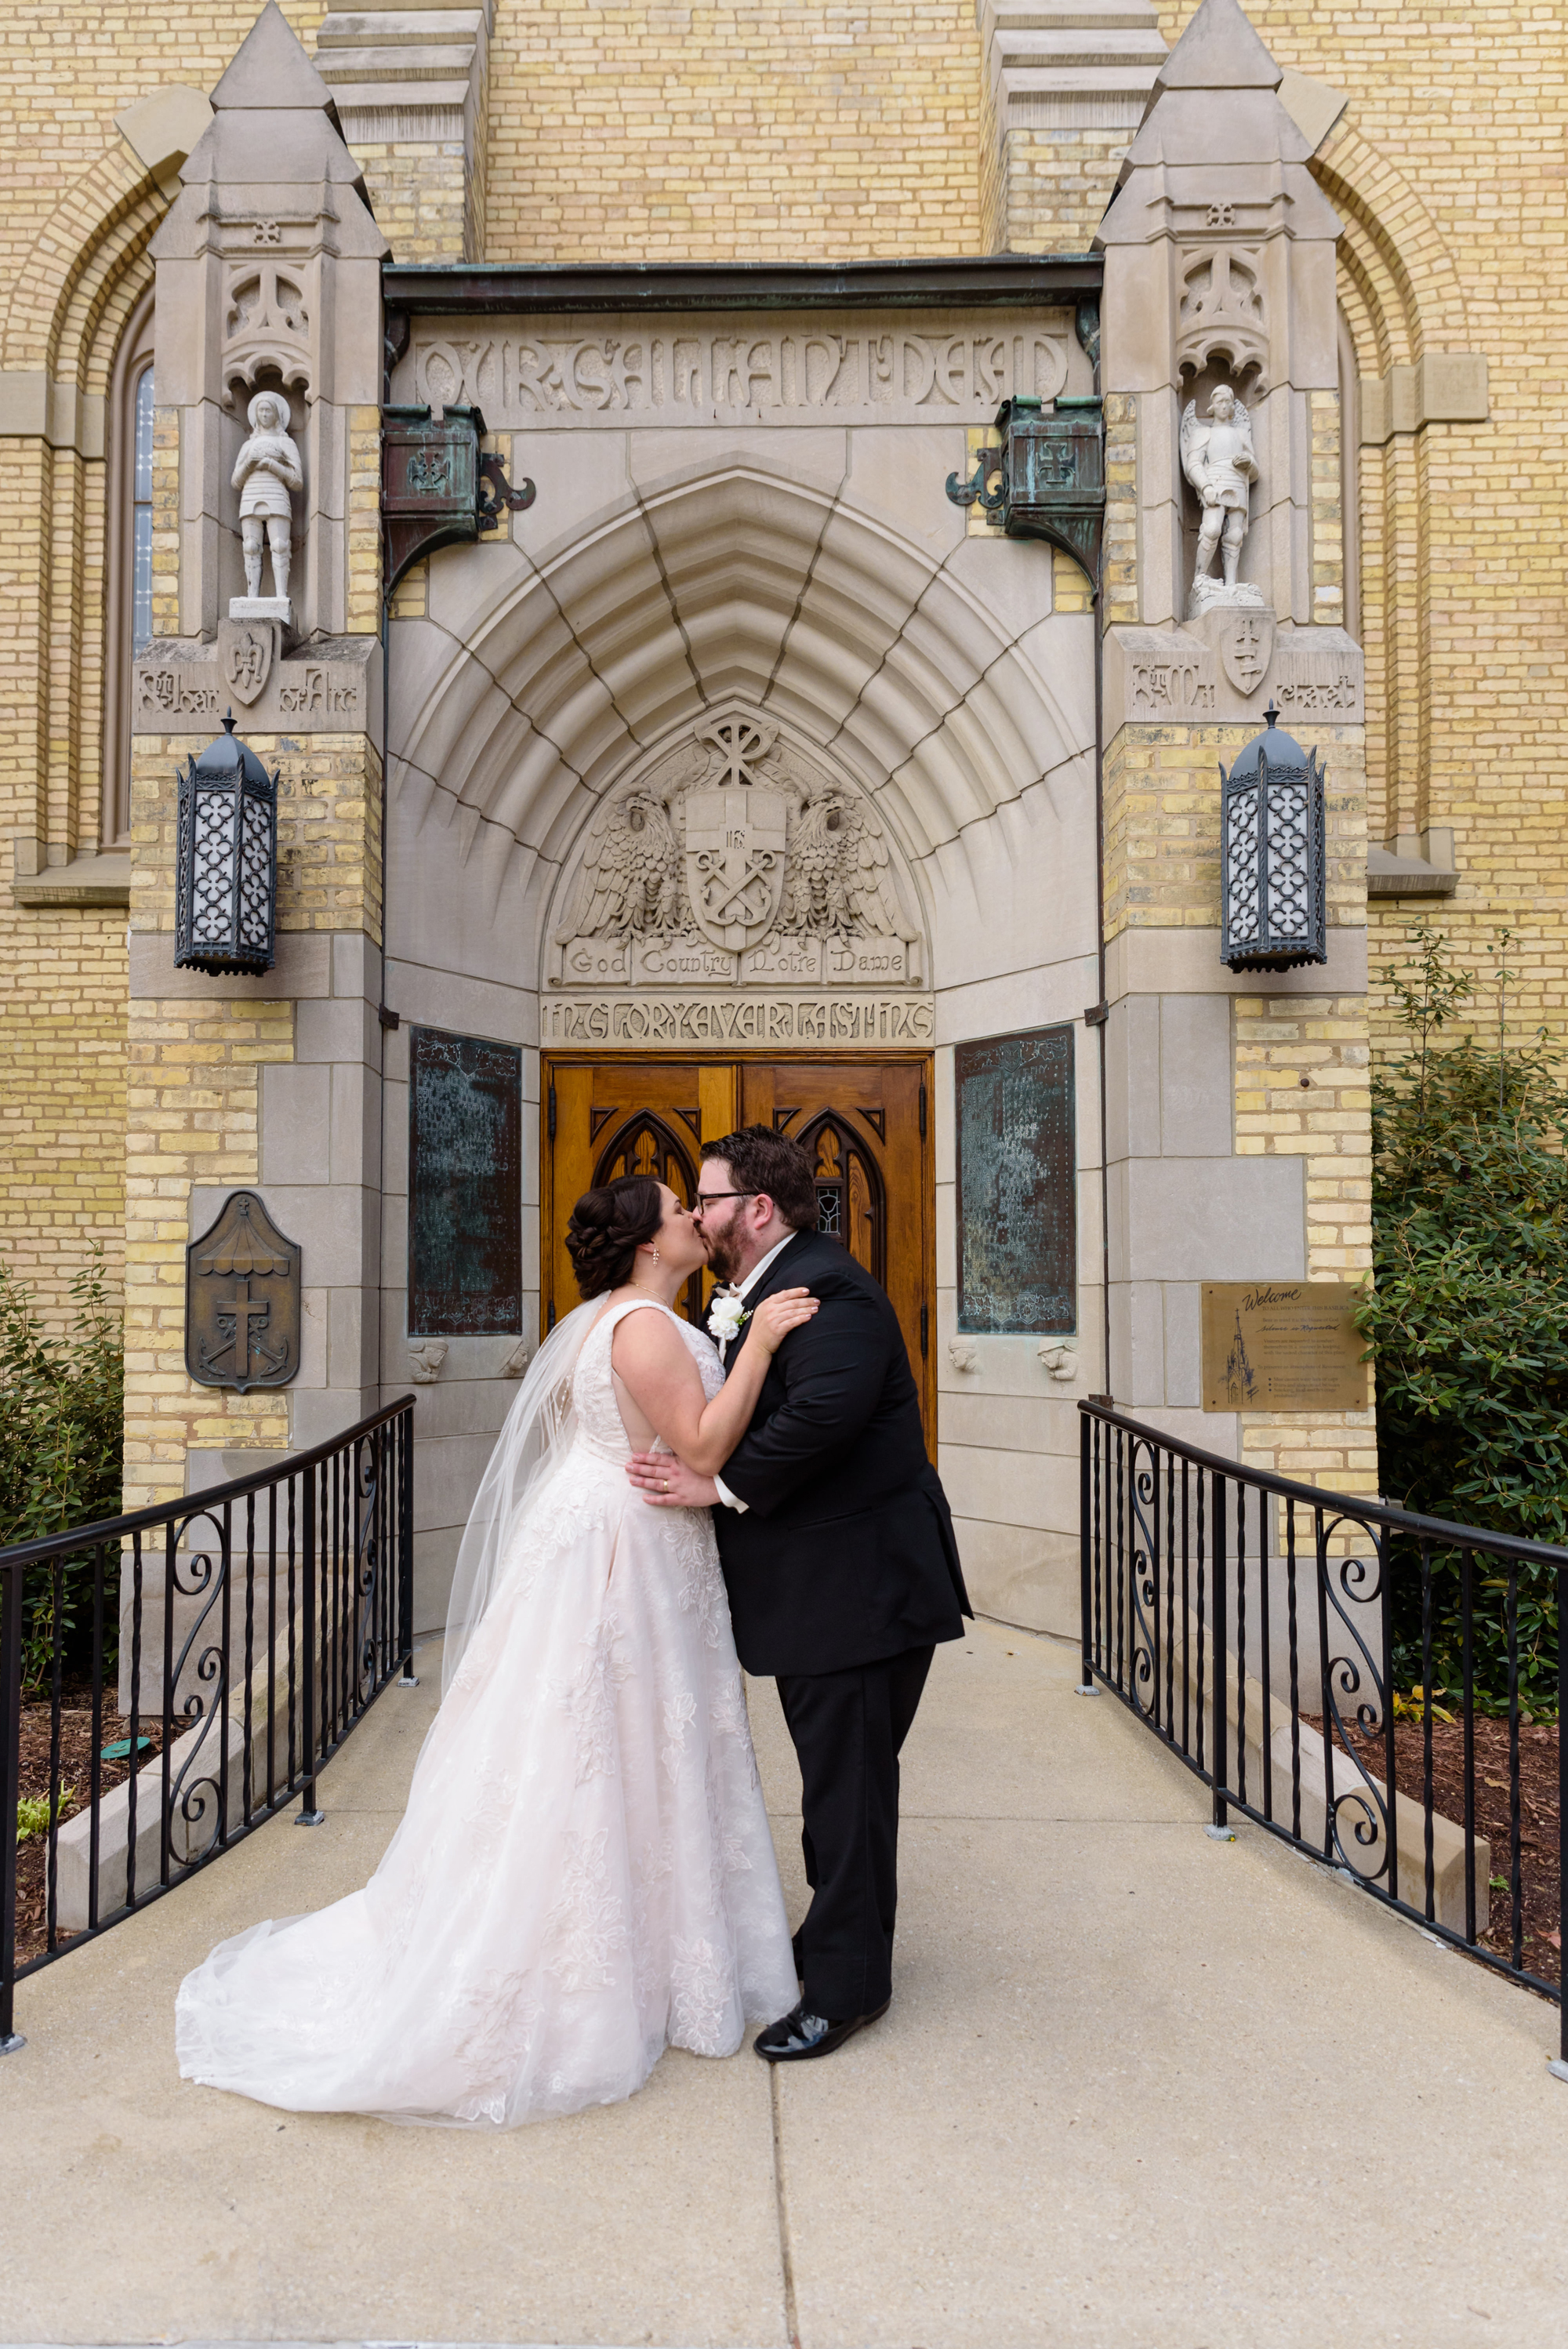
{"left": 147, "top": 0, "right": 389, "bottom": 643}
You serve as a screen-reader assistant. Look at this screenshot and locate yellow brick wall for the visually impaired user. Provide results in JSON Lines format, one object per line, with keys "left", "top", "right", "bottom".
{"left": 989, "top": 128, "right": 1135, "bottom": 257}
{"left": 122, "top": 993, "right": 294, "bottom": 1510}
{"left": 350, "top": 145, "right": 469, "bottom": 266}
{"left": 1232, "top": 991, "right": 1377, "bottom": 1495}
{"left": 481, "top": 2, "right": 983, "bottom": 261}
{"left": 1102, "top": 721, "right": 1367, "bottom": 945}
{"left": 0, "top": 183, "right": 156, "bottom": 1323}
{"left": 1102, "top": 392, "right": 1139, "bottom": 630}
{"left": 0, "top": 908, "right": 127, "bottom": 1316}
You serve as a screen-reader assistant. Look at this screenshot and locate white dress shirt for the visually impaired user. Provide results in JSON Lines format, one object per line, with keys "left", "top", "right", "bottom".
{"left": 712, "top": 1233, "right": 797, "bottom": 1513}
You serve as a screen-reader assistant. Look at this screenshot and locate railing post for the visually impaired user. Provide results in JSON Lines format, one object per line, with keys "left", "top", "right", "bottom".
{"left": 1078, "top": 1409, "right": 1094, "bottom": 1690}
{"left": 1211, "top": 1471, "right": 1229, "bottom": 1831}
{"left": 397, "top": 1404, "right": 418, "bottom": 1686}
{"left": 1, "top": 1564, "right": 24, "bottom": 2052}
{"left": 296, "top": 1459, "right": 325, "bottom": 1826}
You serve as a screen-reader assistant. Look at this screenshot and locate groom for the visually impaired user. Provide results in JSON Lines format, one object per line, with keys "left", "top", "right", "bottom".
{"left": 627, "top": 1124, "right": 970, "bottom": 2061}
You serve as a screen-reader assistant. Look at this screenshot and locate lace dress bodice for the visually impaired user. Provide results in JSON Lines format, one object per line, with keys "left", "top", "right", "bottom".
{"left": 571, "top": 1298, "right": 724, "bottom": 1466}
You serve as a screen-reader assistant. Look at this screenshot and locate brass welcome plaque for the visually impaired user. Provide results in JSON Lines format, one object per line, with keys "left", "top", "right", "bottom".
{"left": 1201, "top": 1281, "right": 1369, "bottom": 1413}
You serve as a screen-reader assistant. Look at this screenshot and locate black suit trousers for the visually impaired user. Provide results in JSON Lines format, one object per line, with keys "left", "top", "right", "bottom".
{"left": 775, "top": 1642, "right": 934, "bottom": 2020}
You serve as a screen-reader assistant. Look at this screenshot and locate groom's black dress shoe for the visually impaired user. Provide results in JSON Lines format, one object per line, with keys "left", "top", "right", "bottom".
{"left": 753, "top": 1999, "right": 890, "bottom": 2063}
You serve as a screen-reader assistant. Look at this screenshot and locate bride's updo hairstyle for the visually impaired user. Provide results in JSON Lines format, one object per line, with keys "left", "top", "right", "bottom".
{"left": 564, "top": 1174, "right": 664, "bottom": 1298}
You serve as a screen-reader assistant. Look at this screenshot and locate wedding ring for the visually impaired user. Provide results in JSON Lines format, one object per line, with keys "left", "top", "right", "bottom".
{"left": 662, "top": 1479, "right": 670, "bottom": 1492}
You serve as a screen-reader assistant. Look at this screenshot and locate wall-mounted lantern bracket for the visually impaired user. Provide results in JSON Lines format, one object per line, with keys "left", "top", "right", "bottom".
{"left": 946, "top": 393, "right": 1105, "bottom": 582}
{"left": 381, "top": 404, "right": 537, "bottom": 594}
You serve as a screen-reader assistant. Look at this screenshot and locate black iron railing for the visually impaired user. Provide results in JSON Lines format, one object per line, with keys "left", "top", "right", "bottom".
{"left": 1, "top": 1398, "right": 415, "bottom": 2052}
{"left": 1080, "top": 1402, "right": 1568, "bottom": 2062}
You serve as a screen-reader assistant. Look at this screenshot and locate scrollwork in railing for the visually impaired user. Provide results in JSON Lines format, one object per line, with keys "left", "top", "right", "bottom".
{"left": 1125, "top": 1436, "right": 1162, "bottom": 1723}
{"left": 165, "top": 1508, "right": 234, "bottom": 1868}
{"left": 1316, "top": 1516, "right": 1391, "bottom": 1886}
{"left": 1, "top": 1395, "right": 416, "bottom": 2025}
{"left": 352, "top": 1429, "right": 383, "bottom": 1701}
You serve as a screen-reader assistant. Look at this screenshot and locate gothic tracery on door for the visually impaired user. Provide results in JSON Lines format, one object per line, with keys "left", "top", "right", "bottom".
{"left": 543, "top": 1054, "right": 935, "bottom": 1439}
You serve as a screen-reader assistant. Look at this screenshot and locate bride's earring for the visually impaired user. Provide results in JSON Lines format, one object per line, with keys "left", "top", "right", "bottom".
{"left": 649, "top": 1246, "right": 662, "bottom": 1265}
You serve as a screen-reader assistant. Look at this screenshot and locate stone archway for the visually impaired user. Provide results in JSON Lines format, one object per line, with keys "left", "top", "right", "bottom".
{"left": 383, "top": 457, "right": 1096, "bottom": 996}
{"left": 382, "top": 450, "right": 1099, "bottom": 1632}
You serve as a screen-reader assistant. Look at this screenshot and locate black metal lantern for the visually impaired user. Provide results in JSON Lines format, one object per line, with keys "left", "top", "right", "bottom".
{"left": 1219, "top": 703, "right": 1327, "bottom": 973}
{"left": 173, "top": 712, "right": 278, "bottom": 975}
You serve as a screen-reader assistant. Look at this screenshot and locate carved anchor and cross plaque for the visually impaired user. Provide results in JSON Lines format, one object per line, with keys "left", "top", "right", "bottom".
{"left": 186, "top": 1190, "right": 302, "bottom": 1392}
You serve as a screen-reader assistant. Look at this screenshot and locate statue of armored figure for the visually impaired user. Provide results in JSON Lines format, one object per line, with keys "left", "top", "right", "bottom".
{"left": 230, "top": 390, "right": 302, "bottom": 619}
{"left": 1180, "top": 384, "right": 1263, "bottom": 614}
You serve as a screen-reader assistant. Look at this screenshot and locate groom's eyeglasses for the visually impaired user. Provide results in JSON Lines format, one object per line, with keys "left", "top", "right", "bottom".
{"left": 691, "top": 1190, "right": 754, "bottom": 1220}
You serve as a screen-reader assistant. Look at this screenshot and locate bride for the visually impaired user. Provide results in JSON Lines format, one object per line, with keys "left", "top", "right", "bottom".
{"left": 175, "top": 1174, "right": 813, "bottom": 2126}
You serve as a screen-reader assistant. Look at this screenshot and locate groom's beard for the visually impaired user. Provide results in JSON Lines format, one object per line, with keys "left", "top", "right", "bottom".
{"left": 702, "top": 1223, "right": 746, "bottom": 1287}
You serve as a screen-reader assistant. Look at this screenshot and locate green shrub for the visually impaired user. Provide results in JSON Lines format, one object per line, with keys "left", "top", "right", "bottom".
{"left": 1357, "top": 928, "right": 1568, "bottom": 1716}
{"left": 0, "top": 1251, "right": 125, "bottom": 1691}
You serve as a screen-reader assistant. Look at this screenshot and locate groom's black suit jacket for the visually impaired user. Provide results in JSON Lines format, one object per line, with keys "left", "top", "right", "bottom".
{"left": 712, "top": 1228, "right": 971, "bottom": 1678}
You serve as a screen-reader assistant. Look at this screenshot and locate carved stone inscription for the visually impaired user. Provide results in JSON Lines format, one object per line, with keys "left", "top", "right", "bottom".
{"left": 411, "top": 314, "right": 1073, "bottom": 428}
{"left": 134, "top": 640, "right": 372, "bottom": 732}
{"left": 1109, "top": 624, "right": 1363, "bottom": 726}
{"left": 1119, "top": 631, "right": 1216, "bottom": 717}
{"left": 1272, "top": 645, "right": 1359, "bottom": 713}
{"left": 543, "top": 994, "right": 935, "bottom": 1047}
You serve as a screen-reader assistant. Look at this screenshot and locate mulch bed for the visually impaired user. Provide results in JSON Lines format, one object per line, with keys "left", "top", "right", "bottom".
{"left": 1309, "top": 1712, "right": 1560, "bottom": 1990}
{"left": 13, "top": 1694, "right": 165, "bottom": 1971}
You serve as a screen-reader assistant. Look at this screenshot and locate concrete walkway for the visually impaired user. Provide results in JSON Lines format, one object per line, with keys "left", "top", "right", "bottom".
{"left": 2, "top": 1618, "right": 1566, "bottom": 2348}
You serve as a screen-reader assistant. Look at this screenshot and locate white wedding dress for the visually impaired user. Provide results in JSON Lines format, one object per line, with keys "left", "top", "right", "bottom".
{"left": 175, "top": 1298, "right": 797, "bottom": 2126}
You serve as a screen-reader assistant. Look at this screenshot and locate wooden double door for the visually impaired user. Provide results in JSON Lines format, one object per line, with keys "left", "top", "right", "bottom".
{"left": 543, "top": 1053, "right": 935, "bottom": 1438}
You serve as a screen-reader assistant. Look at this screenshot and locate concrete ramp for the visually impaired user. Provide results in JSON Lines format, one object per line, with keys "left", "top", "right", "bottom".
{"left": 2, "top": 1621, "right": 1564, "bottom": 2346}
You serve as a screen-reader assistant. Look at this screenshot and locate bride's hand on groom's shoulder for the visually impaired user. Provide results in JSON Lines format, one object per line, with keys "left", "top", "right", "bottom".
{"left": 626, "top": 1452, "right": 719, "bottom": 1509}
{"left": 745, "top": 1286, "right": 819, "bottom": 1358}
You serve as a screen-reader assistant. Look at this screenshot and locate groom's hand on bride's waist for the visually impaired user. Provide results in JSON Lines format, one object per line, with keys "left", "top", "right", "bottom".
{"left": 626, "top": 1453, "right": 718, "bottom": 1509}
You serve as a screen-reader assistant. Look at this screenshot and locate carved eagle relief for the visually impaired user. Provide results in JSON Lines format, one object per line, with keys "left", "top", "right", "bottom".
{"left": 555, "top": 790, "right": 685, "bottom": 942}
{"left": 554, "top": 714, "right": 916, "bottom": 958}
{"left": 782, "top": 786, "right": 916, "bottom": 942}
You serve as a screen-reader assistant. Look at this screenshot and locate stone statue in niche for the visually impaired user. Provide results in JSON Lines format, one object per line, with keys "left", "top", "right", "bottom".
{"left": 230, "top": 390, "right": 302, "bottom": 623}
{"left": 1180, "top": 384, "right": 1263, "bottom": 618}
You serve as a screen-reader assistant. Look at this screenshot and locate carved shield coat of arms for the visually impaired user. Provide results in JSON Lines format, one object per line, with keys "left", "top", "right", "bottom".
{"left": 220, "top": 618, "right": 276, "bottom": 708}
{"left": 1218, "top": 610, "right": 1274, "bottom": 697}
{"left": 684, "top": 786, "right": 789, "bottom": 950}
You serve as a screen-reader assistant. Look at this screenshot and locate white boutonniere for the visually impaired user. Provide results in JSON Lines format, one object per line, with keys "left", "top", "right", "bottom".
{"left": 706, "top": 1289, "right": 750, "bottom": 1345}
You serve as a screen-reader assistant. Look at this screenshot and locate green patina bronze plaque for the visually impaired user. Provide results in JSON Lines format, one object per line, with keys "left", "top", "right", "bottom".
{"left": 956, "top": 1026, "right": 1076, "bottom": 1335}
{"left": 186, "top": 1190, "right": 301, "bottom": 1392}
{"left": 408, "top": 1026, "right": 523, "bottom": 1337}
